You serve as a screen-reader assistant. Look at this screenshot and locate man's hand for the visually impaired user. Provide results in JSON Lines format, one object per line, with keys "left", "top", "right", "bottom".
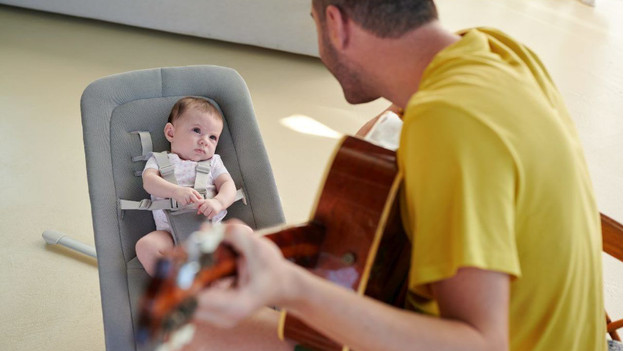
{"left": 193, "top": 221, "right": 296, "bottom": 328}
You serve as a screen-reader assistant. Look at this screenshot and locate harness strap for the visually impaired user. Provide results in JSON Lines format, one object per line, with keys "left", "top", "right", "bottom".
{"left": 121, "top": 147, "right": 248, "bottom": 217}
{"left": 120, "top": 198, "right": 181, "bottom": 211}
{"left": 152, "top": 152, "right": 177, "bottom": 185}
{"left": 194, "top": 160, "right": 211, "bottom": 193}
{"left": 131, "top": 131, "right": 154, "bottom": 162}
{"left": 235, "top": 188, "right": 247, "bottom": 205}
{"left": 119, "top": 188, "right": 247, "bottom": 213}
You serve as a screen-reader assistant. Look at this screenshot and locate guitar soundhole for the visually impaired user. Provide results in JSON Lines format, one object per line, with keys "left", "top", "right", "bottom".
{"left": 341, "top": 252, "right": 356, "bottom": 265}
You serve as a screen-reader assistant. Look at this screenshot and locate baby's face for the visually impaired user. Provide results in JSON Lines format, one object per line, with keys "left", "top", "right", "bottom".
{"left": 166, "top": 108, "right": 223, "bottom": 162}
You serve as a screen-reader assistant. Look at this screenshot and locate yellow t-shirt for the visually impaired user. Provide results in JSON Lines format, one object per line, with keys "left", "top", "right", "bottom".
{"left": 397, "top": 28, "right": 606, "bottom": 351}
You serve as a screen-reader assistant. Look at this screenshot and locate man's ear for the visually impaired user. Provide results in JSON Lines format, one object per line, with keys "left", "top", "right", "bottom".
{"left": 164, "top": 123, "right": 175, "bottom": 142}
{"left": 325, "top": 5, "right": 349, "bottom": 50}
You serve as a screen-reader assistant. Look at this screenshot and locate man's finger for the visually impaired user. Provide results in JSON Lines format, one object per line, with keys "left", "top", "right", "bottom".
{"left": 222, "top": 224, "right": 256, "bottom": 259}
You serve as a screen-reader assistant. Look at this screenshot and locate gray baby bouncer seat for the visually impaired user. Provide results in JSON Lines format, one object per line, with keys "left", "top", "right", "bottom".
{"left": 81, "top": 65, "right": 284, "bottom": 350}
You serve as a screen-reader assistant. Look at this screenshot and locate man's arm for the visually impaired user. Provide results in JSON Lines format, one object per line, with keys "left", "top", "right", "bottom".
{"left": 282, "top": 267, "right": 509, "bottom": 351}
{"left": 193, "top": 223, "right": 510, "bottom": 351}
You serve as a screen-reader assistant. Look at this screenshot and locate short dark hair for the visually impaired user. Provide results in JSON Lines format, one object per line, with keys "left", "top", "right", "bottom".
{"left": 168, "top": 97, "right": 222, "bottom": 124}
{"left": 312, "top": 0, "right": 438, "bottom": 38}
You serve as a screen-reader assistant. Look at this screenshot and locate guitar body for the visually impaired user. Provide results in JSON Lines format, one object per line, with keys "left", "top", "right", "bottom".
{"left": 277, "top": 136, "right": 411, "bottom": 351}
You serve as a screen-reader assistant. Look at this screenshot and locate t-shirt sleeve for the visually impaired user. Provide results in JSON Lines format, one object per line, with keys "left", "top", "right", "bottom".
{"left": 210, "top": 154, "right": 229, "bottom": 180}
{"left": 399, "top": 102, "right": 521, "bottom": 294}
{"left": 142, "top": 155, "right": 158, "bottom": 176}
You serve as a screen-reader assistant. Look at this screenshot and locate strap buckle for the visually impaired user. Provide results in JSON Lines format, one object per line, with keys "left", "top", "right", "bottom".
{"left": 160, "top": 164, "right": 175, "bottom": 178}
{"left": 138, "top": 199, "right": 152, "bottom": 209}
{"left": 196, "top": 163, "right": 211, "bottom": 174}
{"left": 170, "top": 198, "right": 180, "bottom": 210}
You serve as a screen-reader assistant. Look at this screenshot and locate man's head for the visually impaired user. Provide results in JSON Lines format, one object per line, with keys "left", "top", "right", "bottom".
{"left": 165, "top": 97, "right": 224, "bottom": 161}
{"left": 311, "top": 0, "right": 438, "bottom": 104}
{"left": 312, "top": 0, "right": 437, "bottom": 38}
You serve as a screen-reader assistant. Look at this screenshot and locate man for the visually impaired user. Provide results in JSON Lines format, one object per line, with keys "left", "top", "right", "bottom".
{"left": 184, "top": 1, "right": 606, "bottom": 350}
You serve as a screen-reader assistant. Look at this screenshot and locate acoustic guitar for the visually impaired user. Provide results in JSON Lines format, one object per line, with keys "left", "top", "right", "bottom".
{"left": 136, "top": 135, "right": 411, "bottom": 351}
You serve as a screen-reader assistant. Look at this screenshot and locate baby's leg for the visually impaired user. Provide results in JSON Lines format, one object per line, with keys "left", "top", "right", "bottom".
{"left": 136, "top": 230, "right": 174, "bottom": 276}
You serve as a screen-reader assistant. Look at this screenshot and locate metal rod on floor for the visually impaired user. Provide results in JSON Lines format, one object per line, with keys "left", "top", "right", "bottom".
{"left": 42, "top": 230, "right": 97, "bottom": 258}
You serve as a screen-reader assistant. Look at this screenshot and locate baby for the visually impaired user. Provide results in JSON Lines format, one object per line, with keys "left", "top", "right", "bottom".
{"left": 136, "top": 97, "right": 237, "bottom": 276}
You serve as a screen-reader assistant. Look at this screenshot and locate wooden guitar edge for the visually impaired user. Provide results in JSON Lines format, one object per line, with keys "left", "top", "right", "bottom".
{"left": 357, "top": 174, "right": 403, "bottom": 295}
{"left": 278, "top": 310, "right": 350, "bottom": 351}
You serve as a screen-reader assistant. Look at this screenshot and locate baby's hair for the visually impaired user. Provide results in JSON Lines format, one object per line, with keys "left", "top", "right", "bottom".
{"left": 168, "top": 97, "right": 222, "bottom": 124}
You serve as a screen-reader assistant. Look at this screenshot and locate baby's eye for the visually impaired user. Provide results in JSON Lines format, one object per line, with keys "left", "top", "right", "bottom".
{"left": 210, "top": 135, "right": 217, "bottom": 141}
{"left": 192, "top": 128, "right": 201, "bottom": 134}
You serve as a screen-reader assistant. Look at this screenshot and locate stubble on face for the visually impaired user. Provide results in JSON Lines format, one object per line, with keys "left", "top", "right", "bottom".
{"left": 318, "top": 18, "right": 379, "bottom": 105}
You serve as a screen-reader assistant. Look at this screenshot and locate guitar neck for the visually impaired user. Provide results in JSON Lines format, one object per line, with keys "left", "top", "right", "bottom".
{"left": 178, "top": 222, "right": 327, "bottom": 292}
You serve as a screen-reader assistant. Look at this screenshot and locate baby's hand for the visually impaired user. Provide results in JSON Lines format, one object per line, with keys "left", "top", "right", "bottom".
{"left": 197, "top": 198, "right": 225, "bottom": 219}
{"left": 172, "top": 187, "right": 203, "bottom": 206}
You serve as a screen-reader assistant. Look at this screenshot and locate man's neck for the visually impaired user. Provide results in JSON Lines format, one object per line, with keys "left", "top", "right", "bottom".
{"left": 356, "top": 21, "right": 460, "bottom": 109}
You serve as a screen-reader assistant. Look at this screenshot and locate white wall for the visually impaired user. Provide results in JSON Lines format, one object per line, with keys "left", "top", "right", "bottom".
{"left": 0, "top": 0, "right": 319, "bottom": 56}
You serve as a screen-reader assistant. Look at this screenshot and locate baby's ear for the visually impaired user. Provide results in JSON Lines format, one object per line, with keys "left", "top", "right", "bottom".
{"left": 164, "top": 123, "right": 175, "bottom": 142}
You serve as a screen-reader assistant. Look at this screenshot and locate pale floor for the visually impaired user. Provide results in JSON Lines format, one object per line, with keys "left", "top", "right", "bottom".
{"left": 0, "top": 1, "right": 621, "bottom": 350}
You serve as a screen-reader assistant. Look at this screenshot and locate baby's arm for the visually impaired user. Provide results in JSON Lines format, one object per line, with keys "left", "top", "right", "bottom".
{"left": 143, "top": 168, "right": 203, "bottom": 205}
{"left": 213, "top": 173, "right": 237, "bottom": 208}
{"left": 196, "top": 173, "right": 237, "bottom": 218}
